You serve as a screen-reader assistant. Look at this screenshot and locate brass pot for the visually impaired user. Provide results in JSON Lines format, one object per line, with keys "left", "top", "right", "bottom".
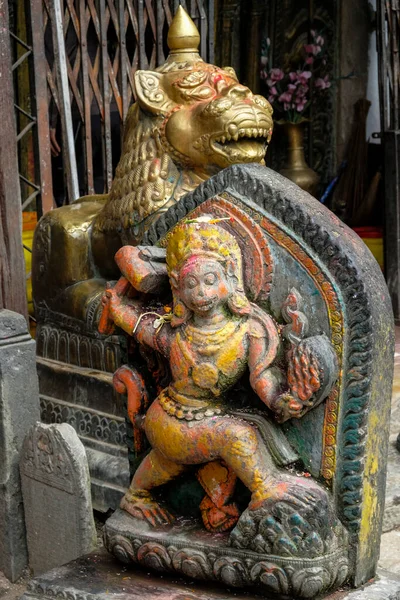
{"left": 279, "top": 122, "right": 320, "bottom": 197}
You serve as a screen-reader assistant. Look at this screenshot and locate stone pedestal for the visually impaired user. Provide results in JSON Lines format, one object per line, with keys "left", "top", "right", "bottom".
{"left": 0, "top": 309, "right": 40, "bottom": 582}
{"left": 19, "top": 549, "right": 400, "bottom": 600}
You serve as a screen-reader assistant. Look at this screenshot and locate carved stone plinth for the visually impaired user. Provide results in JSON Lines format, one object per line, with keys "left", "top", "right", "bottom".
{"left": 104, "top": 509, "right": 348, "bottom": 598}
{"left": 20, "top": 549, "right": 400, "bottom": 600}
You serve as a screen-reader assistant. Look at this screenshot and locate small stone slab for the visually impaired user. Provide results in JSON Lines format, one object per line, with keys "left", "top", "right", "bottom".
{"left": 20, "top": 423, "right": 97, "bottom": 575}
{"left": 0, "top": 309, "right": 40, "bottom": 582}
{"left": 18, "top": 550, "right": 400, "bottom": 600}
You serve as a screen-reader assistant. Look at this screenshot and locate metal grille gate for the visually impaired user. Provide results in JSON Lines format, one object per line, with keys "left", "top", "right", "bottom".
{"left": 13, "top": 0, "right": 215, "bottom": 216}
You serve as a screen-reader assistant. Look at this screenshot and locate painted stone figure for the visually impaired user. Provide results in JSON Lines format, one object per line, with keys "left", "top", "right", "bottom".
{"left": 101, "top": 165, "right": 394, "bottom": 599}
{"left": 102, "top": 217, "right": 338, "bottom": 531}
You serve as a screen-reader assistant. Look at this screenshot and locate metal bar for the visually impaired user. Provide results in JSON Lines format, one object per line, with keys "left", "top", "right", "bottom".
{"left": 16, "top": 120, "right": 35, "bottom": 141}
{"left": 208, "top": 0, "right": 215, "bottom": 63}
{"left": 10, "top": 30, "right": 31, "bottom": 50}
{"left": 19, "top": 173, "right": 40, "bottom": 189}
{"left": 100, "top": 0, "right": 113, "bottom": 191}
{"left": 162, "top": 0, "right": 173, "bottom": 25}
{"left": 21, "top": 189, "right": 40, "bottom": 211}
{"left": 156, "top": 0, "right": 165, "bottom": 66}
{"left": 50, "top": 0, "right": 79, "bottom": 202}
{"left": 11, "top": 49, "right": 32, "bottom": 71}
{"left": 197, "top": 0, "right": 207, "bottom": 60}
{"left": 377, "top": 0, "right": 389, "bottom": 131}
{"left": 138, "top": 0, "right": 147, "bottom": 69}
{"left": 79, "top": 0, "right": 94, "bottom": 193}
{"left": 144, "top": 0, "right": 157, "bottom": 39}
{"left": 119, "top": 0, "right": 128, "bottom": 121}
{"left": 14, "top": 103, "right": 36, "bottom": 121}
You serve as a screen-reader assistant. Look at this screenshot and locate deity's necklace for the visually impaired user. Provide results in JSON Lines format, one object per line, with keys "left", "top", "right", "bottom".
{"left": 177, "top": 319, "right": 241, "bottom": 390}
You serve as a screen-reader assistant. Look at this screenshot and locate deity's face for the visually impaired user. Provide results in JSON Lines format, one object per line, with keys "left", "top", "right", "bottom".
{"left": 178, "top": 257, "right": 231, "bottom": 317}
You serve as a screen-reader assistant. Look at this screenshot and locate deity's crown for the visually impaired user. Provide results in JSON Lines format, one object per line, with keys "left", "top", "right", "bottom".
{"left": 166, "top": 216, "right": 244, "bottom": 284}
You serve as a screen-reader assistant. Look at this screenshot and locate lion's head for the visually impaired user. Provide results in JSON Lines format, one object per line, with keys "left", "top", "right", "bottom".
{"left": 95, "top": 8, "right": 273, "bottom": 236}
{"left": 136, "top": 62, "right": 273, "bottom": 170}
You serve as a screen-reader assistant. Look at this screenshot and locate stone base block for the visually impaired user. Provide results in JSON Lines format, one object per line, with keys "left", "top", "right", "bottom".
{"left": 103, "top": 509, "right": 348, "bottom": 598}
{"left": 19, "top": 549, "right": 400, "bottom": 600}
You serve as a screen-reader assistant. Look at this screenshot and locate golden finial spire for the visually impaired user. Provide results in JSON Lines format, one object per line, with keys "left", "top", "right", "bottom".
{"left": 167, "top": 5, "right": 201, "bottom": 56}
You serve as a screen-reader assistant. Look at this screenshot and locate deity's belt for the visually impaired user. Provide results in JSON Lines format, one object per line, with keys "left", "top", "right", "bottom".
{"left": 159, "top": 387, "right": 224, "bottom": 421}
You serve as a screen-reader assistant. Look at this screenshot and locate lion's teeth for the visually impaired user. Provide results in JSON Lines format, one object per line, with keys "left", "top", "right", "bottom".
{"left": 239, "top": 128, "right": 245, "bottom": 136}
{"left": 252, "top": 128, "right": 258, "bottom": 137}
{"left": 221, "top": 136, "right": 226, "bottom": 143}
{"left": 233, "top": 133, "right": 239, "bottom": 141}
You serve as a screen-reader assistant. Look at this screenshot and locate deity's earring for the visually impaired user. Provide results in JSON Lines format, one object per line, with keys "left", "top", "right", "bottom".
{"left": 173, "top": 301, "right": 186, "bottom": 319}
{"left": 170, "top": 299, "right": 190, "bottom": 327}
{"left": 227, "top": 289, "right": 251, "bottom": 316}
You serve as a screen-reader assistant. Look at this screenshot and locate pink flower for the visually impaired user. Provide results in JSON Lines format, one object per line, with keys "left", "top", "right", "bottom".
{"left": 304, "top": 43, "right": 321, "bottom": 56}
{"left": 296, "top": 84, "right": 309, "bottom": 98}
{"left": 269, "top": 68, "right": 284, "bottom": 82}
{"left": 315, "top": 75, "right": 331, "bottom": 89}
{"left": 316, "top": 35, "right": 324, "bottom": 46}
{"left": 296, "top": 101, "right": 306, "bottom": 112}
{"left": 278, "top": 91, "right": 293, "bottom": 103}
{"left": 297, "top": 70, "right": 312, "bottom": 85}
{"left": 269, "top": 85, "right": 277, "bottom": 95}
{"left": 268, "top": 94, "right": 276, "bottom": 103}
{"left": 289, "top": 71, "right": 299, "bottom": 82}
{"left": 261, "top": 55, "right": 268, "bottom": 67}
{"left": 287, "top": 83, "right": 297, "bottom": 92}
{"left": 305, "top": 56, "right": 314, "bottom": 65}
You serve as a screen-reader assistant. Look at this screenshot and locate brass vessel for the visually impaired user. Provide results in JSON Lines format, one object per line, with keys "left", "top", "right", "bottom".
{"left": 280, "top": 122, "right": 320, "bottom": 197}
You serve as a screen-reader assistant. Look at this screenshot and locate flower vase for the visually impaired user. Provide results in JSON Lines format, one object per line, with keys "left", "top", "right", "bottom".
{"left": 280, "top": 122, "right": 320, "bottom": 197}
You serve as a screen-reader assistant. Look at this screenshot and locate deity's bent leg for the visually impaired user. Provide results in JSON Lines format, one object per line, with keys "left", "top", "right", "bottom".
{"left": 212, "top": 419, "right": 281, "bottom": 508}
{"left": 120, "top": 449, "right": 187, "bottom": 526}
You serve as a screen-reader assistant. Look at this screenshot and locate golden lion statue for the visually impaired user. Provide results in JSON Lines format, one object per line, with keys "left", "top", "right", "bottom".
{"left": 33, "top": 7, "right": 273, "bottom": 324}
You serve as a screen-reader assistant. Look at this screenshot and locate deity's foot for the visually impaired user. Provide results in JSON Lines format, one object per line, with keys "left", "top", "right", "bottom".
{"left": 120, "top": 489, "right": 175, "bottom": 527}
{"left": 200, "top": 495, "right": 240, "bottom": 532}
{"left": 229, "top": 474, "right": 347, "bottom": 557}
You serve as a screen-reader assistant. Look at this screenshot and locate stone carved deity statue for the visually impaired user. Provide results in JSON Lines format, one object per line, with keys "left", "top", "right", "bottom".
{"left": 101, "top": 210, "right": 351, "bottom": 598}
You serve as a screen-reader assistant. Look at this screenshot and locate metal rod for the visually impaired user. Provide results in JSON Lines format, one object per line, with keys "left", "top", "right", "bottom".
{"left": 100, "top": 0, "right": 113, "bottom": 191}
{"left": 14, "top": 103, "right": 36, "bottom": 121}
{"left": 16, "top": 120, "right": 36, "bottom": 142}
{"left": 208, "top": 0, "right": 215, "bottom": 63}
{"left": 50, "top": 0, "right": 80, "bottom": 201}
{"left": 138, "top": 0, "right": 147, "bottom": 69}
{"left": 21, "top": 189, "right": 40, "bottom": 211}
{"left": 11, "top": 50, "right": 32, "bottom": 71}
{"left": 156, "top": 0, "right": 165, "bottom": 66}
{"left": 79, "top": 0, "right": 94, "bottom": 193}
{"left": 19, "top": 173, "right": 40, "bottom": 189}
{"left": 10, "top": 30, "right": 31, "bottom": 51}
{"left": 119, "top": 0, "right": 128, "bottom": 120}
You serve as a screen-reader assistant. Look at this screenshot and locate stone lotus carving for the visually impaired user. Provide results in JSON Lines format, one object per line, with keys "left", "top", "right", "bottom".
{"left": 100, "top": 208, "right": 349, "bottom": 598}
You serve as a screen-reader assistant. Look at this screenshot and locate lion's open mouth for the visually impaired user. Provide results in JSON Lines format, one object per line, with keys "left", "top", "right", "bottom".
{"left": 211, "top": 127, "right": 269, "bottom": 161}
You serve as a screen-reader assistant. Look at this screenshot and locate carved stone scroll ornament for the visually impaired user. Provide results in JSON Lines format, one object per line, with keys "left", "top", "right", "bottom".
{"left": 100, "top": 198, "right": 352, "bottom": 598}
